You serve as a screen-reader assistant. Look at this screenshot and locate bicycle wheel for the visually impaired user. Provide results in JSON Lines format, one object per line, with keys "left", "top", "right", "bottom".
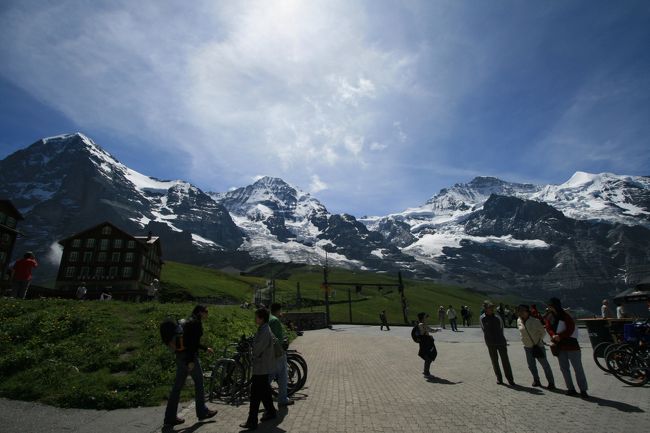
{"left": 287, "top": 352, "right": 308, "bottom": 388}
{"left": 208, "top": 359, "right": 245, "bottom": 402}
{"left": 270, "top": 359, "right": 303, "bottom": 397}
{"left": 610, "top": 350, "right": 649, "bottom": 387}
{"left": 593, "top": 342, "right": 611, "bottom": 373}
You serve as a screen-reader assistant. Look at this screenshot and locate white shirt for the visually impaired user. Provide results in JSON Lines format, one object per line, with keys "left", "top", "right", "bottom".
{"left": 601, "top": 304, "right": 610, "bottom": 318}
{"left": 447, "top": 308, "right": 457, "bottom": 319}
{"left": 616, "top": 305, "right": 625, "bottom": 319}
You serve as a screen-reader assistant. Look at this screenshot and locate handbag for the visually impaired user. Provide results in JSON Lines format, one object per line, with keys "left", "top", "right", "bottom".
{"left": 523, "top": 321, "right": 546, "bottom": 359}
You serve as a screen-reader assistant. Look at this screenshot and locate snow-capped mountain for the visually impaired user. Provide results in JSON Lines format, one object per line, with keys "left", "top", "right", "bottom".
{"left": 210, "top": 177, "right": 417, "bottom": 271}
{"left": 0, "top": 133, "right": 245, "bottom": 276}
{"left": 2, "top": 132, "right": 648, "bottom": 307}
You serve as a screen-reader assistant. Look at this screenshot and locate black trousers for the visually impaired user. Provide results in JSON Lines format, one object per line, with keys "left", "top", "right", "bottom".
{"left": 248, "top": 374, "right": 276, "bottom": 424}
{"left": 380, "top": 320, "right": 390, "bottom": 330}
{"left": 487, "top": 344, "right": 513, "bottom": 383}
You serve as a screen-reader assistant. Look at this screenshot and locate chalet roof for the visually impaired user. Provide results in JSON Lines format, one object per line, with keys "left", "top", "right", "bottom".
{"left": 58, "top": 221, "right": 131, "bottom": 245}
{"left": 134, "top": 236, "right": 160, "bottom": 244}
{"left": 0, "top": 200, "right": 25, "bottom": 220}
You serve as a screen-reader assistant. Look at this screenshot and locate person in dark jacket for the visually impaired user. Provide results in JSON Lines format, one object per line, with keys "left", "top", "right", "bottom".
{"left": 379, "top": 310, "right": 390, "bottom": 331}
{"left": 545, "top": 297, "right": 589, "bottom": 398}
{"left": 240, "top": 308, "right": 278, "bottom": 430}
{"left": 416, "top": 312, "right": 440, "bottom": 378}
{"left": 480, "top": 301, "right": 515, "bottom": 385}
{"left": 164, "top": 305, "right": 217, "bottom": 427}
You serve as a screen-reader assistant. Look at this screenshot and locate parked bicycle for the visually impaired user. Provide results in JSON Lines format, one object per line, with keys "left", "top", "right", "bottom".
{"left": 206, "top": 335, "right": 308, "bottom": 404}
{"left": 604, "top": 320, "right": 649, "bottom": 386}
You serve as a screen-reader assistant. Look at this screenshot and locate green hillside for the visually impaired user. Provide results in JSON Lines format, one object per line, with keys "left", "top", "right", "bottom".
{"left": 0, "top": 299, "right": 257, "bottom": 409}
{"left": 161, "top": 261, "right": 491, "bottom": 325}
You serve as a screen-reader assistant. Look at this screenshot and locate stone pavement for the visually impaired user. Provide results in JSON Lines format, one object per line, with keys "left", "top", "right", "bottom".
{"left": 1, "top": 325, "right": 648, "bottom": 432}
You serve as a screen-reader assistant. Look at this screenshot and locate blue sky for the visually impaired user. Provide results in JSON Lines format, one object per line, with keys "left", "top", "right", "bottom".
{"left": 1, "top": 0, "right": 648, "bottom": 216}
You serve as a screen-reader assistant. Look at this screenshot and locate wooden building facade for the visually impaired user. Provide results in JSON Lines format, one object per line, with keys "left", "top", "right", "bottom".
{"left": 0, "top": 200, "right": 24, "bottom": 285}
{"left": 55, "top": 222, "right": 163, "bottom": 299}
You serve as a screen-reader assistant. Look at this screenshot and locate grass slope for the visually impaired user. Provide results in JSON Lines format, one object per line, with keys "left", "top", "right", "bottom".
{"left": 0, "top": 299, "right": 257, "bottom": 409}
{"left": 162, "top": 262, "right": 491, "bottom": 325}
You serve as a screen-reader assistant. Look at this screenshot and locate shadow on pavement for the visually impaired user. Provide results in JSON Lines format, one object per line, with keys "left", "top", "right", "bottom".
{"left": 425, "top": 376, "right": 462, "bottom": 385}
{"left": 161, "top": 420, "right": 214, "bottom": 433}
{"left": 508, "top": 384, "right": 544, "bottom": 395}
{"left": 587, "top": 396, "right": 644, "bottom": 413}
{"left": 238, "top": 408, "right": 289, "bottom": 433}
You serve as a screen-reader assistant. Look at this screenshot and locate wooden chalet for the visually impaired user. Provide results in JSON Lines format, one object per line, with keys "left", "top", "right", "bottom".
{"left": 0, "top": 200, "right": 24, "bottom": 285}
{"left": 55, "top": 222, "right": 163, "bottom": 300}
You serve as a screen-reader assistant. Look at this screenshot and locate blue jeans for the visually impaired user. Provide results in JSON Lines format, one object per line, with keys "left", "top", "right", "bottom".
{"left": 269, "top": 353, "right": 289, "bottom": 404}
{"left": 164, "top": 353, "right": 209, "bottom": 423}
{"left": 557, "top": 350, "right": 588, "bottom": 392}
{"left": 524, "top": 346, "right": 554, "bottom": 385}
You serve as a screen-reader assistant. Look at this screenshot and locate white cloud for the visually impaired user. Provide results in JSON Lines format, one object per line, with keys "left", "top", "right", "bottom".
{"left": 309, "top": 174, "right": 328, "bottom": 193}
{"left": 370, "top": 142, "right": 388, "bottom": 151}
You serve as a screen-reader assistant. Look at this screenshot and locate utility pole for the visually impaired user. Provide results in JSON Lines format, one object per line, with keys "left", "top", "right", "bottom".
{"left": 324, "top": 253, "right": 331, "bottom": 327}
{"left": 398, "top": 271, "right": 408, "bottom": 324}
{"left": 348, "top": 288, "right": 352, "bottom": 323}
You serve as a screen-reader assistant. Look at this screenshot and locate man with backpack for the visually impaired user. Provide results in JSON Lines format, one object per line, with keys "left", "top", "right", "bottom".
{"left": 162, "top": 305, "right": 218, "bottom": 427}
{"left": 412, "top": 312, "right": 440, "bottom": 378}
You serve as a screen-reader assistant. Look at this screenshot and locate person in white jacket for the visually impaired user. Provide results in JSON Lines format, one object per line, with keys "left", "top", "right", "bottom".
{"left": 516, "top": 305, "right": 555, "bottom": 389}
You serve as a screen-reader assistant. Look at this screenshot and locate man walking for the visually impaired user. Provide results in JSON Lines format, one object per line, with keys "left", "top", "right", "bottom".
{"left": 415, "top": 312, "right": 440, "bottom": 378}
{"left": 269, "top": 303, "right": 294, "bottom": 407}
{"left": 379, "top": 310, "right": 390, "bottom": 331}
{"left": 480, "top": 301, "right": 515, "bottom": 385}
{"left": 10, "top": 252, "right": 38, "bottom": 299}
{"left": 516, "top": 305, "right": 555, "bottom": 388}
{"left": 437, "top": 306, "right": 446, "bottom": 329}
{"left": 447, "top": 305, "right": 458, "bottom": 332}
{"left": 164, "top": 305, "right": 218, "bottom": 426}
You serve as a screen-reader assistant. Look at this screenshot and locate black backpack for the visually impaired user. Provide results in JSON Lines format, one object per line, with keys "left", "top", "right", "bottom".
{"left": 411, "top": 324, "right": 421, "bottom": 343}
{"left": 160, "top": 317, "right": 186, "bottom": 352}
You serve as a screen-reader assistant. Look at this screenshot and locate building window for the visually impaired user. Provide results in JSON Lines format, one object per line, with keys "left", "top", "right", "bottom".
{"left": 125, "top": 252, "right": 134, "bottom": 263}
{"left": 5, "top": 217, "right": 16, "bottom": 229}
{"left": 0, "top": 233, "right": 10, "bottom": 247}
{"left": 86, "top": 238, "right": 95, "bottom": 248}
{"left": 109, "top": 267, "right": 118, "bottom": 277}
{"left": 65, "top": 267, "right": 76, "bottom": 278}
{"left": 68, "top": 251, "right": 79, "bottom": 262}
{"left": 113, "top": 239, "right": 123, "bottom": 249}
{"left": 72, "top": 239, "right": 81, "bottom": 248}
{"left": 97, "top": 252, "right": 107, "bottom": 262}
{"left": 101, "top": 226, "right": 112, "bottom": 235}
{"left": 100, "top": 239, "right": 109, "bottom": 250}
{"left": 111, "top": 252, "right": 120, "bottom": 262}
{"left": 127, "top": 240, "right": 135, "bottom": 249}
{"left": 83, "top": 252, "right": 93, "bottom": 263}
{"left": 95, "top": 267, "right": 104, "bottom": 277}
{"left": 80, "top": 267, "right": 90, "bottom": 277}
{"left": 123, "top": 267, "right": 133, "bottom": 278}
{"left": 0, "top": 212, "right": 6, "bottom": 225}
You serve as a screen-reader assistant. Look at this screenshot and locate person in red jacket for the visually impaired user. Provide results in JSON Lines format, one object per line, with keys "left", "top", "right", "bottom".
{"left": 545, "top": 297, "right": 589, "bottom": 398}
{"left": 10, "top": 252, "right": 38, "bottom": 299}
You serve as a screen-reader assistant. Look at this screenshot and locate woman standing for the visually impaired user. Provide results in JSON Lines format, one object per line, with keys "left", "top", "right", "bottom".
{"left": 240, "top": 308, "right": 278, "bottom": 430}
{"left": 545, "top": 298, "right": 589, "bottom": 398}
{"left": 516, "top": 305, "right": 555, "bottom": 389}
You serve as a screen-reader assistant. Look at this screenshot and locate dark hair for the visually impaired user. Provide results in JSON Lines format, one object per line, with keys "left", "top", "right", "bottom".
{"left": 270, "top": 302, "right": 282, "bottom": 314}
{"left": 417, "top": 312, "right": 427, "bottom": 322}
{"left": 24, "top": 252, "right": 34, "bottom": 259}
{"left": 256, "top": 308, "right": 270, "bottom": 323}
{"left": 547, "top": 297, "right": 562, "bottom": 311}
{"left": 517, "top": 304, "right": 530, "bottom": 312}
{"left": 192, "top": 305, "right": 208, "bottom": 316}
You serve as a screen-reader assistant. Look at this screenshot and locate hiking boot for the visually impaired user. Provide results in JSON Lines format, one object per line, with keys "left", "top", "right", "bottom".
{"left": 239, "top": 421, "right": 258, "bottom": 430}
{"left": 496, "top": 379, "right": 504, "bottom": 385}
{"left": 580, "top": 391, "right": 590, "bottom": 399}
{"left": 566, "top": 389, "right": 578, "bottom": 396}
{"left": 164, "top": 417, "right": 184, "bottom": 426}
{"left": 199, "top": 409, "right": 218, "bottom": 421}
{"left": 260, "top": 411, "right": 277, "bottom": 422}
{"left": 279, "top": 400, "right": 295, "bottom": 407}
{"left": 532, "top": 381, "right": 542, "bottom": 387}
{"left": 546, "top": 383, "right": 556, "bottom": 390}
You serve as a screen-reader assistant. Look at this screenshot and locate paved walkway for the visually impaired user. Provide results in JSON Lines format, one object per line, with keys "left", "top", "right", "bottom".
{"left": 1, "top": 325, "right": 648, "bottom": 432}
